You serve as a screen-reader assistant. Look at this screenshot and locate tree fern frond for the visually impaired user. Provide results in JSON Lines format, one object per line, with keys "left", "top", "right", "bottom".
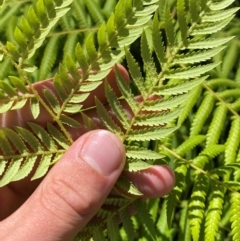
{"left": 221, "top": 40, "right": 239, "bottom": 78}
{"left": 206, "top": 104, "right": 228, "bottom": 145}
{"left": 107, "top": 217, "right": 120, "bottom": 241}
{"left": 39, "top": 35, "right": 59, "bottom": 80}
{"left": 225, "top": 117, "right": 240, "bottom": 164}
{"left": 154, "top": 77, "right": 207, "bottom": 95}
{"left": 193, "top": 145, "right": 225, "bottom": 168}
{"left": 105, "top": 81, "right": 131, "bottom": 129}
{"left": 30, "top": 97, "right": 40, "bottom": 119}
{"left": 133, "top": 200, "right": 156, "bottom": 240}
{"left": 175, "top": 47, "right": 225, "bottom": 64}
{"left": 11, "top": 156, "right": 37, "bottom": 182}
{"left": 7, "top": 0, "right": 73, "bottom": 61}
{"left": 134, "top": 109, "right": 182, "bottom": 127}
{"left": 85, "top": 0, "right": 105, "bottom": 25}
{"left": 187, "top": 36, "right": 235, "bottom": 49}
{"left": 178, "top": 85, "right": 202, "bottom": 124}
{"left": 143, "top": 94, "right": 190, "bottom": 111}
{"left": 127, "top": 126, "right": 178, "bottom": 141}
{"left": 119, "top": 209, "right": 135, "bottom": 241}
{"left": 204, "top": 182, "right": 225, "bottom": 241}
{"left": 95, "top": 97, "right": 123, "bottom": 136}
{"left": 190, "top": 94, "right": 215, "bottom": 136}
{"left": 126, "top": 146, "right": 164, "bottom": 160}
{"left": 0, "top": 0, "right": 238, "bottom": 240}
{"left": 164, "top": 63, "right": 219, "bottom": 79}
{"left": 230, "top": 192, "right": 240, "bottom": 241}
{"left": 209, "top": 0, "right": 235, "bottom": 11}
{"left": 167, "top": 164, "right": 188, "bottom": 227}
{"left": 189, "top": 173, "right": 209, "bottom": 241}
{"left": 175, "top": 135, "right": 206, "bottom": 156}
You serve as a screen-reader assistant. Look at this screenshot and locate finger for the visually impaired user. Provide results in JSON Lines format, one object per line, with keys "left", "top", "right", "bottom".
{"left": 1, "top": 130, "right": 125, "bottom": 241}
{"left": 0, "top": 65, "right": 129, "bottom": 128}
{"left": 124, "top": 166, "right": 175, "bottom": 198}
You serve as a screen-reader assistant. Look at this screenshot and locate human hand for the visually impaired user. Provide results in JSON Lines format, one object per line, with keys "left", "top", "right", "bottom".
{"left": 0, "top": 66, "right": 175, "bottom": 241}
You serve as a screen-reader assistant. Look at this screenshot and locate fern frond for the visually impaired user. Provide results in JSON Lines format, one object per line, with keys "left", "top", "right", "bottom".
{"left": 230, "top": 192, "right": 240, "bottom": 241}
{"left": 189, "top": 173, "right": 209, "bottom": 241}
{"left": 167, "top": 164, "right": 188, "bottom": 227}
{"left": 6, "top": 0, "right": 73, "bottom": 61}
{"left": 0, "top": 123, "right": 66, "bottom": 187}
{"left": 206, "top": 104, "right": 228, "bottom": 145}
{"left": 39, "top": 36, "right": 59, "bottom": 80}
{"left": 204, "top": 182, "right": 225, "bottom": 241}
{"left": 225, "top": 117, "right": 240, "bottom": 164}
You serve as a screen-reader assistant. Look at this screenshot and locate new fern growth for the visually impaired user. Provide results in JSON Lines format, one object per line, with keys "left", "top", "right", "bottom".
{"left": 0, "top": 0, "right": 239, "bottom": 240}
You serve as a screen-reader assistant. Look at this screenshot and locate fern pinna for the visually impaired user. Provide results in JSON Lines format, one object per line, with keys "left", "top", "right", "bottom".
{"left": 0, "top": 0, "right": 239, "bottom": 240}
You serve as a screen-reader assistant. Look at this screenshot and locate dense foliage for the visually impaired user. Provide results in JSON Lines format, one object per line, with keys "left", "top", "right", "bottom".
{"left": 0, "top": 0, "right": 240, "bottom": 240}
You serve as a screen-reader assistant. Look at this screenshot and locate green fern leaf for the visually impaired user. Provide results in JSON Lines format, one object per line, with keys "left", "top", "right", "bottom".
{"left": 205, "top": 182, "right": 224, "bottom": 241}
{"left": 0, "top": 81, "right": 17, "bottom": 97}
{"left": 190, "top": 93, "right": 215, "bottom": 136}
{"left": 0, "top": 130, "right": 15, "bottom": 155}
{"left": 126, "top": 146, "right": 164, "bottom": 160}
{"left": 192, "top": 16, "right": 234, "bottom": 35}
{"left": 125, "top": 161, "right": 152, "bottom": 172}
{"left": 60, "top": 114, "right": 81, "bottom": 128}
{"left": 107, "top": 217, "right": 120, "bottom": 241}
{"left": 105, "top": 81, "right": 130, "bottom": 129}
{"left": 0, "top": 157, "right": 23, "bottom": 187}
{"left": 43, "top": 89, "right": 61, "bottom": 114}
{"left": 175, "top": 135, "right": 206, "bottom": 156}
{"left": 187, "top": 37, "right": 234, "bottom": 49}
{"left": 30, "top": 97, "right": 40, "bottom": 119}
{"left": 143, "top": 94, "right": 189, "bottom": 111}
{"left": 39, "top": 36, "right": 59, "bottom": 80}
{"left": 178, "top": 85, "right": 202, "bottom": 124}
{"left": 167, "top": 164, "right": 188, "bottom": 227}
{"left": 209, "top": 0, "right": 235, "bottom": 11}
{"left": 164, "top": 63, "right": 219, "bottom": 79}
{"left": 134, "top": 109, "right": 182, "bottom": 127}
{"left": 11, "top": 156, "right": 37, "bottom": 182}
{"left": 114, "top": 176, "right": 142, "bottom": 197}
{"left": 127, "top": 126, "right": 178, "bottom": 141}
{"left": 47, "top": 123, "right": 70, "bottom": 149}
{"left": 28, "top": 122, "right": 56, "bottom": 151}
{"left": 225, "top": 117, "right": 240, "bottom": 164}
{"left": 3, "top": 128, "right": 28, "bottom": 153}
{"left": 119, "top": 209, "right": 135, "bottom": 241}
{"left": 75, "top": 43, "right": 89, "bottom": 73}
{"left": 154, "top": 77, "right": 206, "bottom": 95}
{"left": 0, "top": 100, "right": 14, "bottom": 114}
{"left": 177, "top": 0, "right": 188, "bottom": 46}
{"left": 125, "top": 47, "right": 146, "bottom": 96}
{"left": 202, "top": 7, "right": 240, "bottom": 22}
{"left": 9, "top": 76, "right": 28, "bottom": 92}
{"left": 230, "top": 192, "right": 240, "bottom": 241}
{"left": 15, "top": 126, "right": 43, "bottom": 152}
{"left": 189, "top": 174, "right": 209, "bottom": 241}
{"left": 206, "top": 104, "right": 228, "bottom": 145}
{"left": 95, "top": 97, "right": 122, "bottom": 136}
{"left": 152, "top": 11, "right": 166, "bottom": 65}
{"left": 164, "top": 3, "right": 175, "bottom": 47}
{"left": 175, "top": 47, "right": 225, "bottom": 64}
{"left": 133, "top": 200, "right": 156, "bottom": 240}
{"left": 31, "top": 154, "right": 54, "bottom": 180}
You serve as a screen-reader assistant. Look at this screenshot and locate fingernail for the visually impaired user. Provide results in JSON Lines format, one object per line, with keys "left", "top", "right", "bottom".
{"left": 81, "top": 130, "right": 124, "bottom": 176}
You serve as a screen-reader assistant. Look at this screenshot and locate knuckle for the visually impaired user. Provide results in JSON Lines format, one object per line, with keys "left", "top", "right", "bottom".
{"left": 39, "top": 175, "right": 96, "bottom": 220}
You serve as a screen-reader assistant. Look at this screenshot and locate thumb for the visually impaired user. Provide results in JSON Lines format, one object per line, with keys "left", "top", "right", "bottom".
{"left": 2, "top": 130, "right": 125, "bottom": 241}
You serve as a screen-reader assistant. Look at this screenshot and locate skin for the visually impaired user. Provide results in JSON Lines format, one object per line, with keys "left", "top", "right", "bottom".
{"left": 0, "top": 65, "right": 175, "bottom": 241}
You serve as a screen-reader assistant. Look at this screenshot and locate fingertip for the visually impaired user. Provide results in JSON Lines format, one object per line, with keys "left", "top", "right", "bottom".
{"left": 125, "top": 165, "right": 175, "bottom": 198}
